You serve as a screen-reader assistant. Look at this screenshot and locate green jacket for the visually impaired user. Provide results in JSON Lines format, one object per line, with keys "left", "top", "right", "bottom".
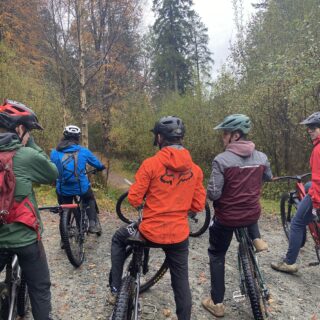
{"left": 0, "top": 133, "right": 58, "bottom": 248}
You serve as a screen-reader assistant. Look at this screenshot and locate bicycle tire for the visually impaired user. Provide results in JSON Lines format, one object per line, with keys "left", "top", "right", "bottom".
{"left": 280, "top": 193, "right": 306, "bottom": 247}
{"left": 60, "top": 208, "right": 85, "bottom": 267}
{"left": 17, "top": 277, "right": 29, "bottom": 316}
{"left": 116, "top": 191, "right": 211, "bottom": 237}
{"left": 239, "top": 242, "right": 264, "bottom": 320}
{"left": 189, "top": 202, "right": 211, "bottom": 237}
{"left": 112, "top": 275, "right": 136, "bottom": 320}
{"left": 109, "top": 247, "right": 168, "bottom": 294}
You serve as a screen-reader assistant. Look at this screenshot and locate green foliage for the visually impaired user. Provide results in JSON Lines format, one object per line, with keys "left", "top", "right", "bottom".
{"left": 0, "top": 43, "right": 66, "bottom": 153}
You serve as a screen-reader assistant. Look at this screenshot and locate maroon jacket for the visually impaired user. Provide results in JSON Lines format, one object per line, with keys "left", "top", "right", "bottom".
{"left": 207, "top": 140, "right": 272, "bottom": 227}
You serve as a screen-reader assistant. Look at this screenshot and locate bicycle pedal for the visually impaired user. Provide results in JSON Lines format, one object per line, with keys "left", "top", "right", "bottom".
{"left": 142, "top": 303, "right": 157, "bottom": 319}
{"left": 233, "top": 290, "right": 246, "bottom": 302}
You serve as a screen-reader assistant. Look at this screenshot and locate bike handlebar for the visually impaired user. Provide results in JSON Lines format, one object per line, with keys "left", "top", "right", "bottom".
{"left": 38, "top": 203, "right": 78, "bottom": 214}
{"left": 272, "top": 173, "right": 311, "bottom": 182}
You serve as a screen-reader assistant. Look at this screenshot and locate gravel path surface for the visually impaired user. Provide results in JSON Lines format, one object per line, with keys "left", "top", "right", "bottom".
{"left": 24, "top": 210, "right": 320, "bottom": 320}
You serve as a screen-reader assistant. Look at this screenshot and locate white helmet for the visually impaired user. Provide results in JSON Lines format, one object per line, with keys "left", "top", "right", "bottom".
{"left": 63, "top": 125, "right": 81, "bottom": 138}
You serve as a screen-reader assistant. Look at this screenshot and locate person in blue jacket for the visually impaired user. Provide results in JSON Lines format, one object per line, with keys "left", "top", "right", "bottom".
{"left": 50, "top": 125, "right": 105, "bottom": 234}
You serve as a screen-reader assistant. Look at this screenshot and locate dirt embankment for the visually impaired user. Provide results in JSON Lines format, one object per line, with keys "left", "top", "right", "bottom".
{"left": 34, "top": 210, "right": 320, "bottom": 320}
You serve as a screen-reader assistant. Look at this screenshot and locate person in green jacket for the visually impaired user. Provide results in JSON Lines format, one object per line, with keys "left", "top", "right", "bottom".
{"left": 0, "top": 99, "right": 58, "bottom": 320}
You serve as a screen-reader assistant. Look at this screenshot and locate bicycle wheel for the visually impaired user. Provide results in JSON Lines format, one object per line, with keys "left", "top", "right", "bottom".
{"left": 0, "top": 282, "right": 9, "bottom": 319}
{"left": 112, "top": 275, "right": 136, "bottom": 320}
{"left": 109, "top": 247, "right": 168, "bottom": 294}
{"left": 17, "top": 277, "right": 29, "bottom": 317}
{"left": 189, "top": 202, "right": 211, "bottom": 237}
{"left": 116, "top": 192, "right": 132, "bottom": 224}
{"left": 239, "top": 242, "right": 264, "bottom": 320}
{"left": 280, "top": 193, "right": 306, "bottom": 247}
{"left": 60, "top": 208, "right": 85, "bottom": 267}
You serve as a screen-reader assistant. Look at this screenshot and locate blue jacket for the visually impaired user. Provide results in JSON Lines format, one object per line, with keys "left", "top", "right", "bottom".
{"left": 50, "top": 144, "right": 105, "bottom": 196}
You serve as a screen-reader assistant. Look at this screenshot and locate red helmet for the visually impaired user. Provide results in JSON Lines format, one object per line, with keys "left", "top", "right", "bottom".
{"left": 0, "top": 99, "right": 43, "bottom": 130}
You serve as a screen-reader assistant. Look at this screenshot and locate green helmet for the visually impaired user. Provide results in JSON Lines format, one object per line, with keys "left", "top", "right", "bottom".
{"left": 214, "top": 114, "right": 251, "bottom": 134}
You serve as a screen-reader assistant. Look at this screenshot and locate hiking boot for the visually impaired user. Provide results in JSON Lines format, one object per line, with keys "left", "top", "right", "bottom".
{"left": 88, "top": 220, "right": 102, "bottom": 234}
{"left": 202, "top": 297, "right": 225, "bottom": 317}
{"left": 106, "top": 288, "right": 117, "bottom": 306}
{"left": 271, "top": 260, "right": 298, "bottom": 274}
{"left": 253, "top": 238, "right": 268, "bottom": 252}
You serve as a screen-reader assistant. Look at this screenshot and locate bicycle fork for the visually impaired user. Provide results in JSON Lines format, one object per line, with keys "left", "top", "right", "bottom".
{"left": 8, "top": 255, "right": 21, "bottom": 320}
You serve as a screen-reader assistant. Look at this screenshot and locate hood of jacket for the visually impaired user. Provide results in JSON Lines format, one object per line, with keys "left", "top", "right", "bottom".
{"left": 56, "top": 143, "right": 81, "bottom": 153}
{"left": 156, "top": 145, "right": 192, "bottom": 172}
{"left": 56, "top": 138, "right": 80, "bottom": 151}
{"left": 0, "top": 133, "right": 23, "bottom": 151}
{"left": 226, "top": 140, "right": 255, "bottom": 157}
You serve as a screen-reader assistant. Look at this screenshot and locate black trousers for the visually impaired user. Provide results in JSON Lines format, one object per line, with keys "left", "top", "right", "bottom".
{"left": 57, "top": 187, "right": 97, "bottom": 222}
{"left": 0, "top": 241, "right": 51, "bottom": 320}
{"left": 208, "top": 218, "right": 260, "bottom": 304}
{"left": 110, "top": 225, "right": 192, "bottom": 320}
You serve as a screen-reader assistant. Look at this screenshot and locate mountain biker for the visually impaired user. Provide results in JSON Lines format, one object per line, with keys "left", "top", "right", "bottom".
{"left": 0, "top": 99, "right": 58, "bottom": 320}
{"left": 202, "top": 114, "right": 273, "bottom": 317}
{"left": 50, "top": 125, "right": 105, "bottom": 234}
{"left": 107, "top": 116, "right": 206, "bottom": 320}
{"left": 271, "top": 111, "right": 320, "bottom": 273}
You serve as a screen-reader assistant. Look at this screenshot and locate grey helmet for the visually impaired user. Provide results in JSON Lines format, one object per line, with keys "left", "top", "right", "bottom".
{"left": 151, "top": 116, "right": 185, "bottom": 145}
{"left": 214, "top": 114, "right": 251, "bottom": 134}
{"left": 300, "top": 112, "right": 320, "bottom": 126}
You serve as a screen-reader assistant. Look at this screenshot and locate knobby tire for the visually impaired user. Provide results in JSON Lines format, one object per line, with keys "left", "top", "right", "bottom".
{"left": 0, "top": 282, "right": 9, "bottom": 320}
{"left": 239, "top": 242, "right": 264, "bottom": 320}
{"left": 189, "top": 202, "right": 211, "bottom": 237}
{"left": 60, "top": 209, "right": 85, "bottom": 268}
{"left": 17, "top": 277, "right": 29, "bottom": 317}
{"left": 112, "top": 275, "right": 136, "bottom": 320}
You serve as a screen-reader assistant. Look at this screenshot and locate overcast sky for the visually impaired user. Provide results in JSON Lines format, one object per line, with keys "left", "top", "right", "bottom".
{"left": 144, "top": 0, "right": 256, "bottom": 78}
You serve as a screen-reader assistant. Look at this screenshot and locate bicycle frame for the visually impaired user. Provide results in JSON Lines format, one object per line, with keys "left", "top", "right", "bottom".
{"left": 8, "top": 255, "right": 22, "bottom": 320}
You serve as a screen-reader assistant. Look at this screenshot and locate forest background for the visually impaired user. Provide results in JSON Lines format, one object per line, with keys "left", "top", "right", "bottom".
{"left": 1, "top": 0, "right": 319, "bottom": 201}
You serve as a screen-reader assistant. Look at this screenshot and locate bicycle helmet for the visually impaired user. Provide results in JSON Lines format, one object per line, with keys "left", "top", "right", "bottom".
{"left": 151, "top": 116, "right": 185, "bottom": 144}
{"left": 0, "top": 99, "right": 43, "bottom": 130}
{"left": 63, "top": 125, "right": 81, "bottom": 139}
{"left": 300, "top": 112, "right": 320, "bottom": 126}
{"left": 214, "top": 114, "right": 251, "bottom": 134}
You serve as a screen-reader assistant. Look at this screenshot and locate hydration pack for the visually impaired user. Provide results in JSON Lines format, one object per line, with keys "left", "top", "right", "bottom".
{"left": 60, "top": 151, "right": 80, "bottom": 184}
{"left": 0, "top": 150, "right": 40, "bottom": 238}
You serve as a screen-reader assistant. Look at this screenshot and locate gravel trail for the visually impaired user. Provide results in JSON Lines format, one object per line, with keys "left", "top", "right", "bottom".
{"left": 29, "top": 211, "right": 320, "bottom": 320}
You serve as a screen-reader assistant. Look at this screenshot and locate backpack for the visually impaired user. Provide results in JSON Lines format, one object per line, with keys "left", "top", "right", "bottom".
{"left": 0, "top": 150, "right": 40, "bottom": 238}
{"left": 60, "top": 151, "right": 80, "bottom": 185}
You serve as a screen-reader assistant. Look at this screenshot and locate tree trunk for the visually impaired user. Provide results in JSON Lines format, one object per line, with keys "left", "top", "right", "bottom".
{"left": 76, "top": 0, "right": 88, "bottom": 147}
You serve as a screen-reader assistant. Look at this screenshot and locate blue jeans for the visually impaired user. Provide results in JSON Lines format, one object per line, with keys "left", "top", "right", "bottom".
{"left": 285, "top": 194, "right": 314, "bottom": 264}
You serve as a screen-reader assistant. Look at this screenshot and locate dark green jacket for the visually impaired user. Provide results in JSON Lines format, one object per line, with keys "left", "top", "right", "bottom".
{"left": 0, "top": 133, "right": 58, "bottom": 248}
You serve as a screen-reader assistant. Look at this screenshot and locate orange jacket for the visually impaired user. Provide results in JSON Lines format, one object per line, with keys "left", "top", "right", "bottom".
{"left": 128, "top": 146, "right": 206, "bottom": 244}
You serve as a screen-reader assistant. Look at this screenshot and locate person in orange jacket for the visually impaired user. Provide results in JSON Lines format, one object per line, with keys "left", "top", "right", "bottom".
{"left": 107, "top": 116, "right": 206, "bottom": 320}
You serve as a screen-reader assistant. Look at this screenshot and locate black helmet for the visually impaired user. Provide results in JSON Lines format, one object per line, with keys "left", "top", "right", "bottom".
{"left": 151, "top": 116, "right": 185, "bottom": 144}
{"left": 0, "top": 99, "right": 43, "bottom": 130}
{"left": 300, "top": 112, "right": 320, "bottom": 126}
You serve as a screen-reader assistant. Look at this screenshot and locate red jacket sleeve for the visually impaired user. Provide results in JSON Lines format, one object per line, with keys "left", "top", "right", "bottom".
{"left": 128, "top": 160, "right": 151, "bottom": 208}
{"left": 190, "top": 165, "right": 206, "bottom": 212}
{"left": 309, "top": 144, "right": 320, "bottom": 208}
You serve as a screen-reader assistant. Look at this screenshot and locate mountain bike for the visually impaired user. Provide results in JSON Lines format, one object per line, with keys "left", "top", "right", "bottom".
{"left": 39, "top": 203, "right": 85, "bottom": 268}
{"left": 0, "top": 254, "right": 29, "bottom": 320}
{"left": 116, "top": 191, "right": 211, "bottom": 237}
{"left": 274, "top": 173, "right": 320, "bottom": 263}
{"left": 111, "top": 208, "right": 167, "bottom": 320}
{"left": 233, "top": 227, "right": 270, "bottom": 320}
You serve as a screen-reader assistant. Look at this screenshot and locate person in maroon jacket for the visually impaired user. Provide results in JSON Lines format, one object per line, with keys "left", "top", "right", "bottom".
{"left": 271, "top": 112, "right": 320, "bottom": 274}
{"left": 202, "top": 114, "right": 272, "bottom": 317}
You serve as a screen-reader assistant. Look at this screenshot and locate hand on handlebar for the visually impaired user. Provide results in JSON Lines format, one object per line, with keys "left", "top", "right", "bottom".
{"left": 312, "top": 208, "right": 320, "bottom": 217}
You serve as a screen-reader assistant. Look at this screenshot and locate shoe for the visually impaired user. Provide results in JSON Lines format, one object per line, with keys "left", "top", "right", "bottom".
{"left": 88, "top": 220, "right": 102, "bottom": 234}
{"left": 271, "top": 260, "right": 298, "bottom": 274}
{"left": 253, "top": 238, "right": 268, "bottom": 252}
{"left": 106, "top": 288, "right": 117, "bottom": 305}
{"left": 202, "top": 297, "right": 225, "bottom": 317}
